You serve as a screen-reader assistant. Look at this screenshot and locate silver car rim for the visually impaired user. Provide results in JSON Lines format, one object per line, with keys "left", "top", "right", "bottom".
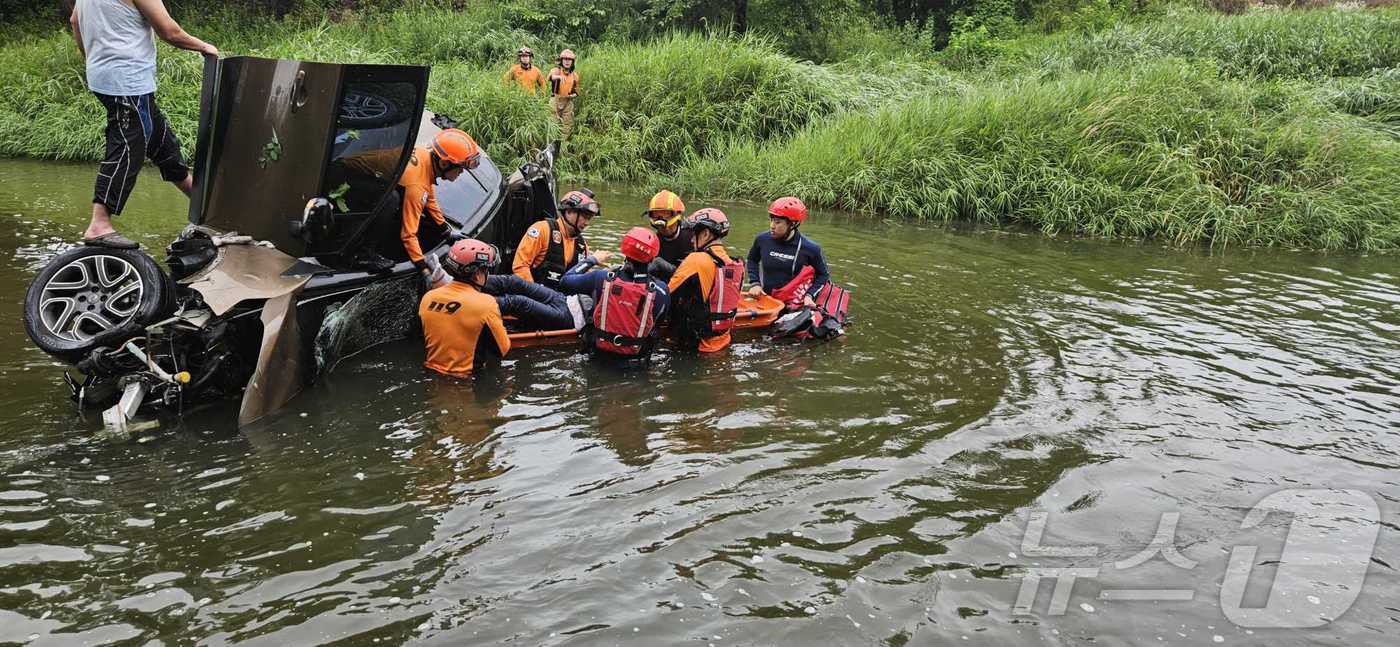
{"left": 39, "top": 254, "right": 145, "bottom": 342}
{"left": 341, "top": 91, "right": 389, "bottom": 121}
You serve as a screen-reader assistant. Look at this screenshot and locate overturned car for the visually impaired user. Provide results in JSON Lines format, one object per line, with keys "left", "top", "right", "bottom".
{"left": 22, "top": 56, "right": 558, "bottom": 430}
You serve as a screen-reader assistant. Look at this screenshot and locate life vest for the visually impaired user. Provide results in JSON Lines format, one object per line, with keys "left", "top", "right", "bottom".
{"left": 531, "top": 218, "right": 585, "bottom": 288}
{"left": 770, "top": 282, "right": 851, "bottom": 341}
{"left": 705, "top": 251, "right": 743, "bottom": 337}
{"left": 592, "top": 273, "right": 657, "bottom": 356}
{"left": 811, "top": 282, "right": 851, "bottom": 338}
{"left": 771, "top": 265, "right": 816, "bottom": 311}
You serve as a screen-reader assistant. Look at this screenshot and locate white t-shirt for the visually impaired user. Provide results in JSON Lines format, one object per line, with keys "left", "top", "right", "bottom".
{"left": 76, "top": 0, "right": 158, "bottom": 96}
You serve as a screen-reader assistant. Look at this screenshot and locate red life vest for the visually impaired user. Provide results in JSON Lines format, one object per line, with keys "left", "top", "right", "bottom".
{"left": 810, "top": 282, "right": 850, "bottom": 338}
{"left": 771, "top": 265, "right": 816, "bottom": 310}
{"left": 592, "top": 273, "right": 657, "bottom": 356}
{"left": 707, "top": 254, "right": 744, "bottom": 335}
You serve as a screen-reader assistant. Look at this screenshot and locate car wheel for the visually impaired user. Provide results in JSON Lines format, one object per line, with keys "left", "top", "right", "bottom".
{"left": 23, "top": 246, "right": 173, "bottom": 363}
{"left": 338, "top": 88, "right": 402, "bottom": 128}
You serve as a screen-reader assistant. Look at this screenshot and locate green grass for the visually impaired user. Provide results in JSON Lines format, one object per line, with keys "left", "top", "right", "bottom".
{"left": 670, "top": 62, "right": 1400, "bottom": 251}
{"left": 997, "top": 4, "right": 1400, "bottom": 79}
{"left": 1, "top": 4, "right": 1398, "bottom": 250}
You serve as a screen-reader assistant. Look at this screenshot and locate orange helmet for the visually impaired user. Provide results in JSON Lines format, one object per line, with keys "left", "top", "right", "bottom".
{"left": 620, "top": 227, "right": 661, "bottom": 264}
{"left": 645, "top": 190, "right": 685, "bottom": 229}
{"left": 444, "top": 238, "right": 500, "bottom": 278}
{"left": 432, "top": 129, "right": 481, "bottom": 169}
{"left": 690, "top": 208, "right": 731, "bottom": 238}
{"left": 559, "top": 49, "right": 576, "bottom": 61}
{"left": 767, "top": 196, "right": 807, "bottom": 224}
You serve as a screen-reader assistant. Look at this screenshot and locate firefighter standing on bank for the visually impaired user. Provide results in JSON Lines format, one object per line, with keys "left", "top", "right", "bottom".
{"left": 502, "top": 46, "right": 546, "bottom": 94}
{"left": 548, "top": 49, "right": 580, "bottom": 140}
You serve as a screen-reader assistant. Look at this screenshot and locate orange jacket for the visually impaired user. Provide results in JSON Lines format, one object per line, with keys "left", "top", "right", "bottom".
{"left": 502, "top": 63, "right": 546, "bottom": 94}
{"left": 668, "top": 244, "right": 733, "bottom": 353}
{"left": 420, "top": 281, "right": 511, "bottom": 378}
{"left": 512, "top": 217, "right": 588, "bottom": 283}
{"left": 548, "top": 67, "right": 579, "bottom": 97}
{"left": 398, "top": 146, "right": 445, "bottom": 264}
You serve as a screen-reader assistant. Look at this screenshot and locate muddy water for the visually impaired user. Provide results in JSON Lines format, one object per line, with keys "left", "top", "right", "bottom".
{"left": 1, "top": 157, "right": 1398, "bottom": 645}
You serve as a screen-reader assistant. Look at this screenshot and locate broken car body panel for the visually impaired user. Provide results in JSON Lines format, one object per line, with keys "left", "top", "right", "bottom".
{"left": 189, "top": 56, "right": 430, "bottom": 259}
{"left": 26, "top": 54, "right": 558, "bottom": 433}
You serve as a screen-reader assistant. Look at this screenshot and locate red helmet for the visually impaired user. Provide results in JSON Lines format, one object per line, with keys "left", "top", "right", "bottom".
{"left": 432, "top": 129, "right": 481, "bottom": 169}
{"left": 558, "top": 189, "right": 601, "bottom": 216}
{"left": 444, "top": 238, "right": 499, "bottom": 278}
{"left": 619, "top": 227, "right": 661, "bottom": 264}
{"left": 767, "top": 196, "right": 807, "bottom": 224}
{"left": 690, "top": 208, "right": 730, "bottom": 238}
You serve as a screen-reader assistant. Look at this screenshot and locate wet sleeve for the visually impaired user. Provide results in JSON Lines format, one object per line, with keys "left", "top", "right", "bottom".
{"left": 563, "top": 255, "right": 597, "bottom": 277}
{"left": 648, "top": 257, "right": 676, "bottom": 282}
{"left": 486, "top": 305, "right": 511, "bottom": 357}
{"left": 654, "top": 282, "right": 671, "bottom": 321}
{"left": 401, "top": 186, "right": 427, "bottom": 264}
{"left": 668, "top": 257, "right": 704, "bottom": 298}
{"left": 806, "top": 243, "right": 831, "bottom": 296}
{"left": 512, "top": 223, "right": 545, "bottom": 282}
{"left": 746, "top": 237, "right": 763, "bottom": 286}
{"left": 502, "top": 67, "right": 513, "bottom": 85}
{"left": 558, "top": 268, "right": 601, "bottom": 296}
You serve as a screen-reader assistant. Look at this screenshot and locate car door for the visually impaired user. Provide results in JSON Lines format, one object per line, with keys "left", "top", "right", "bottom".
{"left": 187, "top": 56, "right": 429, "bottom": 259}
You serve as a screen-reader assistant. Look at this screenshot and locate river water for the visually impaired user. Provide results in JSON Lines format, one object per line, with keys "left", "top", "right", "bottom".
{"left": 0, "top": 158, "right": 1397, "bottom": 645}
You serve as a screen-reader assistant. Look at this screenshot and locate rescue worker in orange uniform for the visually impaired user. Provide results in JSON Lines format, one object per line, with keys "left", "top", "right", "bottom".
{"left": 512, "top": 189, "right": 607, "bottom": 289}
{"left": 547, "top": 49, "right": 580, "bottom": 140}
{"left": 419, "top": 238, "right": 511, "bottom": 378}
{"left": 644, "top": 189, "right": 694, "bottom": 280}
{"left": 668, "top": 208, "right": 742, "bottom": 354}
{"left": 502, "top": 46, "right": 546, "bottom": 94}
{"left": 400, "top": 129, "right": 480, "bottom": 274}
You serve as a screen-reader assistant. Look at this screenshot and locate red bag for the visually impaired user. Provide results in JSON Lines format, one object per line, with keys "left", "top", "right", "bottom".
{"left": 592, "top": 274, "right": 657, "bottom": 356}
{"left": 707, "top": 258, "right": 744, "bottom": 335}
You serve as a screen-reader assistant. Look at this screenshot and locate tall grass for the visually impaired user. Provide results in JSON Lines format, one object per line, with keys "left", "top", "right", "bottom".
{"left": 671, "top": 62, "right": 1400, "bottom": 251}
{"left": 1002, "top": 4, "right": 1400, "bottom": 79}
{"left": 2, "top": 5, "right": 1398, "bottom": 250}
{"left": 1317, "top": 67, "right": 1400, "bottom": 137}
{"left": 565, "top": 32, "right": 849, "bottom": 181}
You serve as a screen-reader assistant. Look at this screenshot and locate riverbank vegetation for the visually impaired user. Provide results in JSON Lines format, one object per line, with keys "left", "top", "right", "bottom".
{"left": 1, "top": 1, "right": 1397, "bottom": 250}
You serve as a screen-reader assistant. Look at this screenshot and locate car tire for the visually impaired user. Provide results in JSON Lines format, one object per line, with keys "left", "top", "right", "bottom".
{"left": 23, "top": 246, "right": 174, "bottom": 364}
{"left": 338, "top": 88, "right": 403, "bottom": 128}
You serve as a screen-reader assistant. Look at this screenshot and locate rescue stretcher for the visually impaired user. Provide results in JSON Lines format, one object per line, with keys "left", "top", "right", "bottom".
{"left": 507, "top": 293, "right": 786, "bottom": 349}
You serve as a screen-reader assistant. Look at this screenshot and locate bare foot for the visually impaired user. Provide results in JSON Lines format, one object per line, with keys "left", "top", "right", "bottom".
{"left": 84, "top": 203, "right": 116, "bottom": 240}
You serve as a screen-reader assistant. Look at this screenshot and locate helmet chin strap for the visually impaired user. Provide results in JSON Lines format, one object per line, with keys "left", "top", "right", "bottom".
{"left": 563, "top": 210, "right": 584, "bottom": 235}
{"left": 695, "top": 229, "right": 715, "bottom": 249}
{"left": 467, "top": 269, "right": 488, "bottom": 290}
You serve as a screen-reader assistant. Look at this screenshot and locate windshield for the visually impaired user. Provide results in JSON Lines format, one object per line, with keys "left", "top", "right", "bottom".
{"left": 412, "top": 113, "right": 504, "bottom": 235}
{"left": 435, "top": 153, "right": 503, "bottom": 232}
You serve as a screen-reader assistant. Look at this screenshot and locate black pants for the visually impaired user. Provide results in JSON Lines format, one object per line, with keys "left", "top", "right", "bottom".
{"left": 93, "top": 93, "right": 188, "bottom": 215}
